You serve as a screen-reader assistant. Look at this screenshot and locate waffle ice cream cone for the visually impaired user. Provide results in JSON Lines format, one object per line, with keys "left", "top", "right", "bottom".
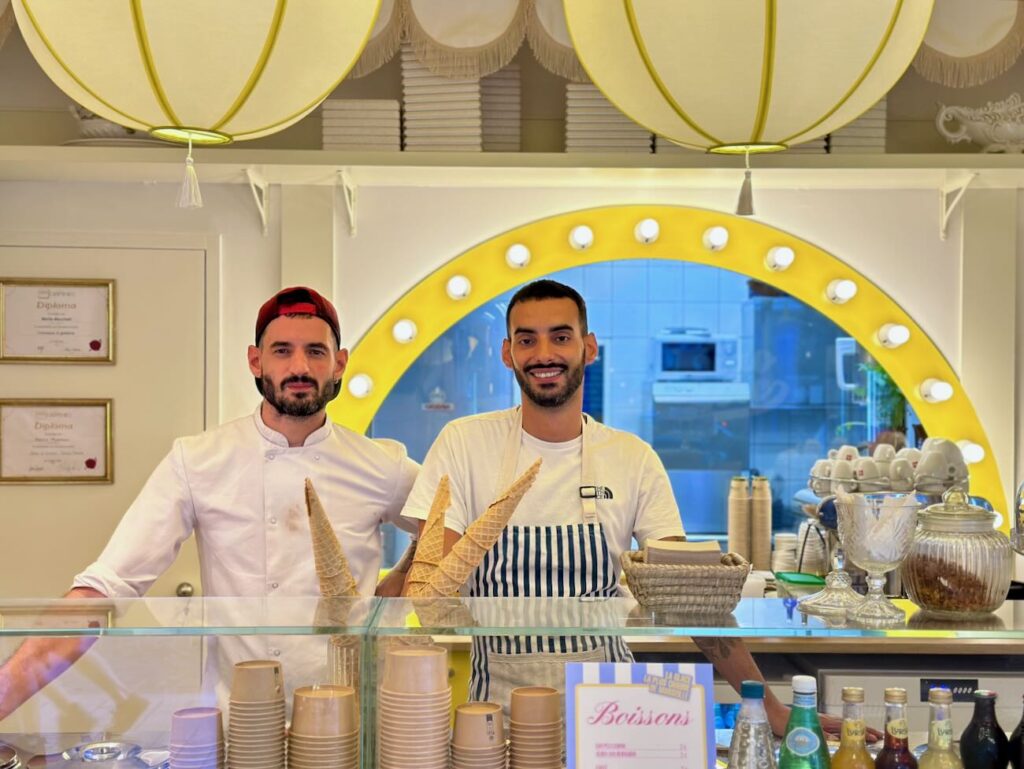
{"left": 405, "top": 475, "right": 450, "bottom": 597}
{"left": 306, "top": 478, "right": 358, "bottom": 598}
{"left": 423, "top": 459, "right": 541, "bottom": 596}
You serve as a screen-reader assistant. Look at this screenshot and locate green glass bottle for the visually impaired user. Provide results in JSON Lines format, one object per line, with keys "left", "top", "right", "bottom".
{"left": 779, "top": 675, "right": 831, "bottom": 769}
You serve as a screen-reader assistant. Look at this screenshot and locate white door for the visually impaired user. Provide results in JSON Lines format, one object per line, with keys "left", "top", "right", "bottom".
{"left": 0, "top": 235, "right": 211, "bottom": 598}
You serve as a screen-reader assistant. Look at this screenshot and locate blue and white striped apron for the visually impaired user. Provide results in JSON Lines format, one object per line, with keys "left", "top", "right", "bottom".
{"left": 468, "top": 409, "right": 632, "bottom": 704}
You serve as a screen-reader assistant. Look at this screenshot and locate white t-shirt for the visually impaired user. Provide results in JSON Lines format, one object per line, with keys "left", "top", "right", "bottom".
{"left": 401, "top": 408, "right": 684, "bottom": 571}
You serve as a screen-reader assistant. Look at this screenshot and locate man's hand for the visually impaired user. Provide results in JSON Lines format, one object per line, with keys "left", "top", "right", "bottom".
{"left": 374, "top": 569, "right": 407, "bottom": 597}
{"left": 0, "top": 586, "right": 106, "bottom": 721}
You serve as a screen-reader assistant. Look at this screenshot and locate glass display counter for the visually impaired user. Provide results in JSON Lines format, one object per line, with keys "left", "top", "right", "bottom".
{"left": 0, "top": 597, "right": 1022, "bottom": 768}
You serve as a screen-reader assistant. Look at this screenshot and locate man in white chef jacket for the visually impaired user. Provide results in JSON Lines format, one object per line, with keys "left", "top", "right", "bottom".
{"left": 0, "top": 286, "right": 419, "bottom": 722}
{"left": 401, "top": 279, "right": 837, "bottom": 736}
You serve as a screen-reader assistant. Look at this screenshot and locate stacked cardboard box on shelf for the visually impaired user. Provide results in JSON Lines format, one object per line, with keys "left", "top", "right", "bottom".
{"left": 565, "top": 83, "right": 652, "bottom": 153}
{"left": 320, "top": 99, "right": 400, "bottom": 151}
{"left": 481, "top": 63, "right": 520, "bottom": 152}
{"left": 829, "top": 98, "right": 886, "bottom": 153}
{"left": 401, "top": 43, "right": 482, "bottom": 152}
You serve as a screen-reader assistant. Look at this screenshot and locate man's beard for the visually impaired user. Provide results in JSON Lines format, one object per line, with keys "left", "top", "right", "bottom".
{"left": 261, "top": 374, "right": 336, "bottom": 417}
{"left": 513, "top": 356, "right": 585, "bottom": 409}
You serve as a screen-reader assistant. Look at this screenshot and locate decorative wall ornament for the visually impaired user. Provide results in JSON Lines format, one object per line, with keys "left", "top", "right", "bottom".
{"left": 12, "top": 0, "right": 380, "bottom": 145}
{"left": 0, "top": 1, "right": 13, "bottom": 53}
{"left": 913, "top": 0, "right": 1024, "bottom": 89}
{"left": 562, "top": 0, "right": 934, "bottom": 155}
{"left": 350, "top": 0, "right": 404, "bottom": 79}
{"left": 526, "top": 0, "right": 587, "bottom": 83}
{"left": 936, "top": 93, "right": 1024, "bottom": 153}
{"left": 405, "top": 0, "right": 525, "bottom": 80}
{"left": 349, "top": 0, "right": 586, "bottom": 82}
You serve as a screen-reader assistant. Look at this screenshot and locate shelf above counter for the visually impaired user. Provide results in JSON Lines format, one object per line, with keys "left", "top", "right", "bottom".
{"left": 1, "top": 146, "right": 1023, "bottom": 190}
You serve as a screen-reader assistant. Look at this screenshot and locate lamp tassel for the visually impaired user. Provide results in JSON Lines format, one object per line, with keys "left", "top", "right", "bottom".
{"left": 735, "top": 152, "right": 755, "bottom": 217}
{"left": 177, "top": 138, "right": 203, "bottom": 209}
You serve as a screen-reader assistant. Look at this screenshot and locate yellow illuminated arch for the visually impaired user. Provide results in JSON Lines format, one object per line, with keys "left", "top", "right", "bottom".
{"left": 328, "top": 205, "right": 1008, "bottom": 520}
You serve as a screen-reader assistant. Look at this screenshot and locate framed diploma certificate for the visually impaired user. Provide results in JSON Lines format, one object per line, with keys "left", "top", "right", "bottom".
{"left": 0, "top": 399, "right": 112, "bottom": 483}
{"left": 566, "top": 662, "right": 715, "bottom": 769}
{"left": 0, "top": 278, "right": 115, "bottom": 362}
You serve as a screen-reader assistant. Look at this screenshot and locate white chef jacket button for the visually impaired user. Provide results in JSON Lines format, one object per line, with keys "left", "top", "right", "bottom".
{"left": 269, "top": 517, "right": 277, "bottom": 524}
{"left": 266, "top": 453, "right": 275, "bottom": 461}
{"left": 271, "top": 649, "right": 281, "bottom": 657}
{"left": 270, "top": 582, "right": 279, "bottom": 589}
{"left": 314, "top": 455, "right": 320, "bottom": 461}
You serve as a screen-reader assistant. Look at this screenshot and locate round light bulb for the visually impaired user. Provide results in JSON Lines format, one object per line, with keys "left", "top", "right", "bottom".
{"left": 826, "top": 279, "right": 858, "bottom": 304}
{"left": 702, "top": 226, "right": 729, "bottom": 251}
{"left": 920, "top": 378, "right": 954, "bottom": 403}
{"left": 878, "top": 323, "right": 910, "bottom": 349}
{"left": 347, "top": 373, "right": 373, "bottom": 399}
{"left": 446, "top": 275, "right": 471, "bottom": 300}
{"left": 505, "top": 243, "right": 531, "bottom": 269}
{"left": 765, "top": 246, "right": 795, "bottom": 271}
{"left": 569, "top": 225, "right": 594, "bottom": 251}
{"left": 634, "top": 218, "right": 660, "bottom": 244}
{"left": 391, "top": 319, "right": 417, "bottom": 344}
{"left": 957, "top": 440, "right": 985, "bottom": 464}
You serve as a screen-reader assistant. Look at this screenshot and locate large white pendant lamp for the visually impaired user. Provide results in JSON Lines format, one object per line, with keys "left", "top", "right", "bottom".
{"left": 563, "top": 0, "right": 934, "bottom": 155}
{"left": 13, "top": 0, "right": 381, "bottom": 145}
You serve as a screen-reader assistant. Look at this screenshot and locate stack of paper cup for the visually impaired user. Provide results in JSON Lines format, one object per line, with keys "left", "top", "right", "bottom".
{"left": 170, "top": 707, "right": 224, "bottom": 769}
{"left": 378, "top": 646, "right": 451, "bottom": 769}
{"left": 288, "top": 686, "right": 359, "bottom": 769}
{"left": 228, "top": 660, "right": 285, "bottom": 769}
{"left": 509, "top": 687, "right": 562, "bottom": 769}
{"left": 451, "top": 702, "right": 506, "bottom": 769}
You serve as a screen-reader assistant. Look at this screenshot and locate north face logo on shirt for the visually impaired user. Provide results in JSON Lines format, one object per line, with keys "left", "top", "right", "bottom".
{"left": 579, "top": 485, "right": 614, "bottom": 500}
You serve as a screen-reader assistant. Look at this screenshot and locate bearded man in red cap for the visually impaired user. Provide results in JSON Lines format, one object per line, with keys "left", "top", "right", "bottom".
{"left": 0, "top": 287, "right": 419, "bottom": 721}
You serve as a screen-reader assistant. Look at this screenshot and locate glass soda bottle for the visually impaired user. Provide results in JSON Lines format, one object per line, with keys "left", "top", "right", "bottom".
{"left": 1008, "top": 694, "right": 1023, "bottom": 769}
{"left": 831, "top": 686, "right": 873, "bottom": 769}
{"left": 876, "top": 687, "right": 918, "bottom": 769}
{"left": 919, "top": 687, "right": 963, "bottom": 769}
{"left": 960, "top": 690, "right": 1009, "bottom": 769}
{"left": 778, "top": 675, "right": 830, "bottom": 769}
{"left": 727, "top": 680, "right": 777, "bottom": 769}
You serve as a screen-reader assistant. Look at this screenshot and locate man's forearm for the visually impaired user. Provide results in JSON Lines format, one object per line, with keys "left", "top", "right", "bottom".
{"left": 0, "top": 587, "right": 105, "bottom": 721}
{"left": 693, "top": 636, "right": 790, "bottom": 735}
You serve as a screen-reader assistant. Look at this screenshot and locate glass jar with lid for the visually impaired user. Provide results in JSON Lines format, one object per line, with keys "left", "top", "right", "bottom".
{"left": 901, "top": 487, "right": 1012, "bottom": 618}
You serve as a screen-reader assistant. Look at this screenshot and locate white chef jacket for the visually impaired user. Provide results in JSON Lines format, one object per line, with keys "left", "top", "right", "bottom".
{"left": 70, "top": 406, "right": 418, "bottom": 716}
{"left": 75, "top": 405, "right": 419, "bottom": 599}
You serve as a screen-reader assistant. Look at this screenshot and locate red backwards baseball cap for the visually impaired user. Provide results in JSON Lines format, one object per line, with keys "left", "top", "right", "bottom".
{"left": 255, "top": 286, "right": 340, "bottom": 347}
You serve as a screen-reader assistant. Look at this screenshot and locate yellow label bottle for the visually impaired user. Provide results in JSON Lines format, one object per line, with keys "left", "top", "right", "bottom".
{"left": 832, "top": 687, "right": 874, "bottom": 769}
{"left": 920, "top": 688, "right": 964, "bottom": 769}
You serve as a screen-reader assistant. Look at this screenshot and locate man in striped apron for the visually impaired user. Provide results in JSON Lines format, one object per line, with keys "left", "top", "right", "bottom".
{"left": 401, "top": 279, "right": 800, "bottom": 735}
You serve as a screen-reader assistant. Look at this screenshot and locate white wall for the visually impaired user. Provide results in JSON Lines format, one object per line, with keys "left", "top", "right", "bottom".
{"left": 0, "top": 180, "right": 282, "bottom": 424}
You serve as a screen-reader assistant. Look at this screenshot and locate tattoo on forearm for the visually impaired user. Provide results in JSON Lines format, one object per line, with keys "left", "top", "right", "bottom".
{"left": 694, "top": 636, "right": 737, "bottom": 661}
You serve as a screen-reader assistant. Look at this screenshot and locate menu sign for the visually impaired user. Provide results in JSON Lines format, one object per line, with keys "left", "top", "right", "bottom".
{"left": 566, "top": 662, "right": 715, "bottom": 769}
{"left": 1, "top": 279, "right": 114, "bottom": 362}
{"left": 0, "top": 400, "right": 112, "bottom": 483}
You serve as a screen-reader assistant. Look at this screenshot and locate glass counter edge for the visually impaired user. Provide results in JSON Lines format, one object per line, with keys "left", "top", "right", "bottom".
{"left": 0, "top": 597, "right": 1021, "bottom": 639}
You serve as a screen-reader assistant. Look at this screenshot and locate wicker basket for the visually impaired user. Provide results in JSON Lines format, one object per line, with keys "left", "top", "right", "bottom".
{"left": 620, "top": 550, "right": 750, "bottom": 617}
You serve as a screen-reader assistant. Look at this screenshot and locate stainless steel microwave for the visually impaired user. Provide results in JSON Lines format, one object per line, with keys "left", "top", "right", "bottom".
{"left": 654, "top": 329, "right": 740, "bottom": 381}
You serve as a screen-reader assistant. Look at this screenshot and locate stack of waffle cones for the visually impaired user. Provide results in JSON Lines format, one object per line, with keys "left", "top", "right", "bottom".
{"left": 419, "top": 459, "right": 541, "bottom": 597}
{"left": 405, "top": 475, "right": 450, "bottom": 598}
{"left": 306, "top": 479, "right": 358, "bottom": 599}
{"left": 305, "top": 479, "right": 361, "bottom": 691}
